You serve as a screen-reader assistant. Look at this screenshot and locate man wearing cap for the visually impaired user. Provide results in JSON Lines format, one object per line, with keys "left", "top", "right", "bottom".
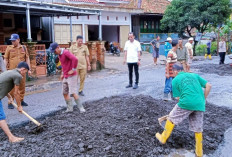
{"left": 163, "top": 40, "right": 178, "bottom": 101}
{"left": 185, "top": 37, "right": 194, "bottom": 72}
{"left": 164, "top": 37, "right": 172, "bottom": 58}
{"left": 70, "top": 35, "right": 91, "bottom": 96}
{"left": 4, "top": 34, "right": 31, "bottom": 109}
{"left": 50, "top": 42, "right": 86, "bottom": 113}
{"left": 156, "top": 62, "right": 211, "bottom": 157}
{"left": 0, "top": 61, "right": 30, "bottom": 143}
{"left": 150, "top": 35, "right": 160, "bottom": 65}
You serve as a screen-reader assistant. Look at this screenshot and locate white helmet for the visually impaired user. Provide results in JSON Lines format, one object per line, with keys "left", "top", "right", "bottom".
{"left": 188, "top": 37, "right": 194, "bottom": 41}
{"left": 167, "top": 37, "right": 172, "bottom": 41}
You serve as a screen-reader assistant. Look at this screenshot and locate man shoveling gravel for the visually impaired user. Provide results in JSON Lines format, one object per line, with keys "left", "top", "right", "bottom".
{"left": 156, "top": 62, "right": 211, "bottom": 157}
{"left": 0, "top": 62, "right": 29, "bottom": 143}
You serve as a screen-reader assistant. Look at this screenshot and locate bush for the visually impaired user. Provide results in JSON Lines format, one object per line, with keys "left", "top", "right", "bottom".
{"left": 196, "top": 44, "right": 207, "bottom": 56}
{"left": 210, "top": 41, "right": 217, "bottom": 55}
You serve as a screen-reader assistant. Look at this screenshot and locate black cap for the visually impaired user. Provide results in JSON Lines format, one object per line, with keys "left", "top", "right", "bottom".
{"left": 49, "top": 42, "right": 59, "bottom": 53}
{"left": 17, "top": 62, "right": 30, "bottom": 70}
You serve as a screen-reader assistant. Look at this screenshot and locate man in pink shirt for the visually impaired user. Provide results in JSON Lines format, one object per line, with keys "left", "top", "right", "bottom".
{"left": 50, "top": 42, "right": 86, "bottom": 113}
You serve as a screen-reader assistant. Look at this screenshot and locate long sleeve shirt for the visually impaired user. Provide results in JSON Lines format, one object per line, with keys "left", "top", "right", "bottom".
{"left": 59, "top": 49, "right": 78, "bottom": 78}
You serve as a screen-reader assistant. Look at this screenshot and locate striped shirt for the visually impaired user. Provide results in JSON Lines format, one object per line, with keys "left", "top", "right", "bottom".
{"left": 166, "top": 50, "right": 177, "bottom": 77}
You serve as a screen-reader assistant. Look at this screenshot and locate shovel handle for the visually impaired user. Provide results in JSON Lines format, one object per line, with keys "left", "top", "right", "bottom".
{"left": 11, "top": 102, "right": 41, "bottom": 127}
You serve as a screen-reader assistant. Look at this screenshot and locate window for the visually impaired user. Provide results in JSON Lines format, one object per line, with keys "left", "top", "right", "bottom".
{"left": 4, "top": 19, "right": 12, "bottom": 27}
{"left": 140, "top": 17, "right": 161, "bottom": 33}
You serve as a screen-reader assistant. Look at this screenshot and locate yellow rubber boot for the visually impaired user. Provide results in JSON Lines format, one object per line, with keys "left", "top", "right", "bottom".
{"left": 155, "top": 120, "right": 175, "bottom": 144}
{"left": 208, "top": 54, "right": 212, "bottom": 60}
{"left": 195, "top": 132, "right": 203, "bottom": 157}
{"left": 204, "top": 54, "right": 207, "bottom": 59}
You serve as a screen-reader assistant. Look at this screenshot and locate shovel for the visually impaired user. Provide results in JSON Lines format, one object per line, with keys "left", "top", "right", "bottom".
{"left": 11, "top": 101, "right": 44, "bottom": 134}
{"left": 158, "top": 115, "right": 168, "bottom": 129}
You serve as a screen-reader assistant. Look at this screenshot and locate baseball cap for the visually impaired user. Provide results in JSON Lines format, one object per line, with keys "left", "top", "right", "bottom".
{"left": 17, "top": 62, "right": 30, "bottom": 70}
{"left": 171, "top": 39, "right": 179, "bottom": 47}
{"left": 49, "top": 42, "right": 59, "bottom": 53}
{"left": 188, "top": 37, "right": 194, "bottom": 41}
{"left": 9, "top": 34, "right": 19, "bottom": 41}
{"left": 167, "top": 37, "right": 172, "bottom": 41}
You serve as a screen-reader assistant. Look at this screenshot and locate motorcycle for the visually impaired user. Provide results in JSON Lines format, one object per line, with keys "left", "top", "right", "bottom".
{"left": 109, "top": 42, "right": 120, "bottom": 57}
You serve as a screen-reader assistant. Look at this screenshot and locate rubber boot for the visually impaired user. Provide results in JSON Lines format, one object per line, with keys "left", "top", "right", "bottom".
{"left": 164, "top": 93, "right": 169, "bottom": 101}
{"left": 195, "top": 132, "right": 203, "bottom": 157}
{"left": 155, "top": 120, "right": 175, "bottom": 144}
{"left": 204, "top": 54, "right": 207, "bottom": 59}
{"left": 208, "top": 54, "right": 212, "bottom": 60}
{"left": 65, "top": 99, "right": 73, "bottom": 112}
{"left": 74, "top": 99, "right": 86, "bottom": 113}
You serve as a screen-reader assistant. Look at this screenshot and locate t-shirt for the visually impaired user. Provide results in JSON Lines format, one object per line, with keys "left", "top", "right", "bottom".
{"left": 59, "top": 49, "right": 78, "bottom": 78}
{"left": 70, "top": 44, "right": 89, "bottom": 69}
{"left": 219, "top": 41, "right": 226, "bottom": 53}
{"left": 166, "top": 50, "right": 177, "bottom": 77}
{"left": 172, "top": 72, "right": 208, "bottom": 112}
{"left": 185, "top": 42, "right": 193, "bottom": 56}
{"left": 176, "top": 47, "right": 188, "bottom": 61}
{"left": 150, "top": 39, "right": 160, "bottom": 53}
{"left": 164, "top": 42, "right": 172, "bottom": 57}
{"left": 207, "top": 41, "right": 211, "bottom": 48}
{"left": 0, "top": 69, "right": 22, "bottom": 100}
{"left": 124, "top": 40, "right": 141, "bottom": 63}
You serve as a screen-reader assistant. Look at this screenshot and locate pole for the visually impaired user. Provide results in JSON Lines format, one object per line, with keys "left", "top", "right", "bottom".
{"left": 98, "top": 12, "right": 102, "bottom": 41}
{"left": 82, "top": 23, "right": 86, "bottom": 43}
{"left": 70, "top": 16, "right": 73, "bottom": 43}
{"left": 51, "top": 16, "right": 55, "bottom": 42}
{"left": 26, "top": 3, "right": 32, "bottom": 42}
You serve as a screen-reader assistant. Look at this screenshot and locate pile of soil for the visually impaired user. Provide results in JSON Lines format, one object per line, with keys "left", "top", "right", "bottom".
{"left": 192, "top": 63, "right": 232, "bottom": 76}
{"left": 1, "top": 95, "right": 232, "bottom": 156}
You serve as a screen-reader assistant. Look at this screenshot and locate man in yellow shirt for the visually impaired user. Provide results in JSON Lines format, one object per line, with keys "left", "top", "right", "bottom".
{"left": 70, "top": 36, "right": 91, "bottom": 96}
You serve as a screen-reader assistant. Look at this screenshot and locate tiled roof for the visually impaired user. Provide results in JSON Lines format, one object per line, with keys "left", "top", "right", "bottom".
{"left": 70, "top": 0, "right": 98, "bottom": 3}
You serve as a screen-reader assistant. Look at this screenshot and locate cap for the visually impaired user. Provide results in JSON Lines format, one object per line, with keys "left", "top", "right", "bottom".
{"left": 167, "top": 37, "right": 172, "bottom": 41}
{"left": 188, "top": 37, "right": 194, "bottom": 41}
{"left": 171, "top": 39, "right": 179, "bottom": 47}
{"left": 17, "top": 62, "right": 30, "bottom": 70}
{"left": 49, "top": 42, "right": 59, "bottom": 53}
{"left": 9, "top": 34, "right": 19, "bottom": 41}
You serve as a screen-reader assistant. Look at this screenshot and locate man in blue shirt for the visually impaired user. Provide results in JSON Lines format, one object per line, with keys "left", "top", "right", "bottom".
{"left": 205, "top": 38, "right": 212, "bottom": 60}
{"left": 164, "top": 37, "right": 172, "bottom": 58}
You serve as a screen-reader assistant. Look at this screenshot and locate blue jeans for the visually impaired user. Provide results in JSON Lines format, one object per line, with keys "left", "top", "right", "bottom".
{"left": 0, "top": 100, "right": 6, "bottom": 120}
{"left": 164, "top": 77, "right": 173, "bottom": 94}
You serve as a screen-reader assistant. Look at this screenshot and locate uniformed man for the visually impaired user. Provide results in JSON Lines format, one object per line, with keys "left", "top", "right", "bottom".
{"left": 70, "top": 35, "right": 91, "bottom": 96}
{"left": 4, "top": 34, "right": 31, "bottom": 109}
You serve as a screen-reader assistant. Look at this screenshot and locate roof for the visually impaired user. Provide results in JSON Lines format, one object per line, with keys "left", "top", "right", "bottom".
{"left": 69, "top": 0, "right": 130, "bottom": 4}
{"left": 70, "top": 0, "right": 98, "bottom": 3}
{"left": 121, "top": 0, "right": 170, "bottom": 14}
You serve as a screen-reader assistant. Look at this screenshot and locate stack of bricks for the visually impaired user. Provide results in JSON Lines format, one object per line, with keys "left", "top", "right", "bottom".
{"left": 87, "top": 41, "right": 97, "bottom": 71}
{"left": 96, "top": 41, "right": 105, "bottom": 70}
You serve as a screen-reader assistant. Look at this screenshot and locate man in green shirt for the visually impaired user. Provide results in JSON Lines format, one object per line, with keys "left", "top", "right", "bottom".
{"left": 156, "top": 62, "right": 211, "bottom": 157}
{"left": 0, "top": 61, "right": 29, "bottom": 143}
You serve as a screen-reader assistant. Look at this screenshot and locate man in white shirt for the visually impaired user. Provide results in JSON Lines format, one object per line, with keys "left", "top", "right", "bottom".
{"left": 123, "top": 32, "right": 141, "bottom": 89}
{"left": 185, "top": 37, "right": 194, "bottom": 72}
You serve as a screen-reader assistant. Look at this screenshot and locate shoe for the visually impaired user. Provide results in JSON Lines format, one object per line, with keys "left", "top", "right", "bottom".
{"left": 126, "top": 84, "right": 132, "bottom": 88}
{"left": 21, "top": 101, "right": 28, "bottom": 106}
{"left": 133, "top": 84, "right": 138, "bottom": 89}
{"left": 8, "top": 104, "right": 14, "bottom": 109}
{"left": 164, "top": 93, "right": 169, "bottom": 101}
{"left": 78, "top": 91, "right": 85, "bottom": 96}
{"left": 155, "top": 120, "right": 175, "bottom": 144}
{"left": 195, "top": 132, "right": 203, "bottom": 157}
{"left": 65, "top": 100, "right": 73, "bottom": 112}
{"left": 74, "top": 99, "right": 86, "bottom": 113}
{"left": 79, "top": 107, "right": 86, "bottom": 113}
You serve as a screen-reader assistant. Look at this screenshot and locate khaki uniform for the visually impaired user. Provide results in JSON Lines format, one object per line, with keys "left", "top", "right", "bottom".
{"left": 4, "top": 45, "right": 29, "bottom": 101}
{"left": 70, "top": 44, "right": 89, "bottom": 92}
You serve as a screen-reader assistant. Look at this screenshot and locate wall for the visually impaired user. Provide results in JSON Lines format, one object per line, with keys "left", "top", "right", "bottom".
{"left": 120, "top": 25, "right": 130, "bottom": 49}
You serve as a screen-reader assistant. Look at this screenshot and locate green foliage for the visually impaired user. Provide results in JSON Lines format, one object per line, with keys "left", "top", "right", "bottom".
{"left": 210, "top": 41, "right": 217, "bottom": 55}
{"left": 196, "top": 44, "right": 207, "bottom": 56}
{"left": 161, "top": 0, "right": 231, "bottom": 36}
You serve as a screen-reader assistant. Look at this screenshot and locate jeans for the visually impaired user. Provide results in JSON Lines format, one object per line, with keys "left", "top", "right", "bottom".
{"left": 219, "top": 52, "right": 226, "bottom": 64}
{"left": 164, "top": 77, "right": 173, "bottom": 94}
{"left": 128, "top": 63, "right": 139, "bottom": 85}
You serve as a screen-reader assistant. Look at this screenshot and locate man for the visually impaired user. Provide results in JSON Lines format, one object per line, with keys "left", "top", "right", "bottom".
{"left": 50, "top": 42, "right": 85, "bottom": 113}
{"left": 156, "top": 62, "right": 211, "bottom": 157}
{"left": 219, "top": 37, "right": 226, "bottom": 64}
{"left": 0, "top": 62, "right": 30, "bottom": 143}
{"left": 205, "top": 38, "right": 212, "bottom": 60}
{"left": 4, "top": 34, "right": 31, "bottom": 109}
{"left": 123, "top": 32, "right": 141, "bottom": 89}
{"left": 164, "top": 37, "right": 172, "bottom": 58}
{"left": 176, "top": 38, "right": 188, "bottom": 71}
{"left": 70, "top": 35, "right": 91, "bottom": 96}
{"left": 150, "top": 35, "right": 160, "bottom": 65}
{"left": 185, "top": 37, "right": 194, "bottom": 72}
{"left": 163, "top": 40, "right": 178, "bottom": 101}
{"left": 0, "top": 52, "right": 6, "bottom": 73}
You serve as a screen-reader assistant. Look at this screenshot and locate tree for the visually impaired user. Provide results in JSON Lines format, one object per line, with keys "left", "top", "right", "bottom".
{"left": 160, "top": 0, "right": 231, "bottom": 55}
